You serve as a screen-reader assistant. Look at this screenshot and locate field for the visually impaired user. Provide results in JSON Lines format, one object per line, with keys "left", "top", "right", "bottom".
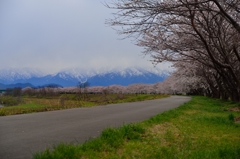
{"left": 0, "top": 93, "right": 169, "bottom": 116}
{"left": 34, "top": 96, "right": 240, "bottom": 159}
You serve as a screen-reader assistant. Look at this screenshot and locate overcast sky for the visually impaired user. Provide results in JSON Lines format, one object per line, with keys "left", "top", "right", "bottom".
{"left": 0, "top": 0, "right": 170, "bottom": 74}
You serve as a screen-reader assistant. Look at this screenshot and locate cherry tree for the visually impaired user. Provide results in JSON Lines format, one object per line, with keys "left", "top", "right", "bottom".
{"left": 106, "top": 0, "right": 240, "bottom": 101}
{"left": 108, "top": 85, "right": 126, "bottom": 94}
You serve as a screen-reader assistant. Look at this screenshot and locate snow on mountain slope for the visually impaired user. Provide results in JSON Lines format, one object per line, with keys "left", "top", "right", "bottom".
{"left": 0, "top": 68, "right": 45, "bottom": 84}
{"left": 0, "top": 67, "right": 170, "bottom": 87}
{"left": 57, "top": 68, "right": 99, "bottom": 79}
{"left": 112, "top": 67, "right": 170, "bottom": 78}
{"left": 86, "top": 67, "right": 168, "bottom": 86}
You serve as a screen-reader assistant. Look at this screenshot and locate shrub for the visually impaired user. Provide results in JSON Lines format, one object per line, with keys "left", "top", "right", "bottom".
{"left": 228, "top": 113, "right": 235, "bottom": 122}
{"left": 0, "top": 96, "right": 22, "bottom": 106}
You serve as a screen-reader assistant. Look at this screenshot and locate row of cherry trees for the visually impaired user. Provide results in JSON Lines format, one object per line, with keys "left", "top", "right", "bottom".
{"left": 106, "top": 0, "right": 240, "bottom": 101}
{"left": 21, "top": 83, "right": 166, "bottom": 95}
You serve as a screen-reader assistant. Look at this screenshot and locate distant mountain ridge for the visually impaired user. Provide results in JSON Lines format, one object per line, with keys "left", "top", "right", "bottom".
{"left": 0, "top": 67, "right": 169, "bottom": 88}
{"left": 0, "top": 83, "right": 35, "bottom": 90}
{"left": 0, "top": 68, "right": 44, "bottom": 83}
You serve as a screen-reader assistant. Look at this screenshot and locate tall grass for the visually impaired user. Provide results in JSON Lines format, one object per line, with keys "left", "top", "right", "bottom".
{"left": 34, "top": 96, "right": 240, "bottom": 159}
{"left": 0, "top": 94, "right": 168, "bottom": 116}
{"left": 33, "top": 124, "right": 145, "bottom": 159}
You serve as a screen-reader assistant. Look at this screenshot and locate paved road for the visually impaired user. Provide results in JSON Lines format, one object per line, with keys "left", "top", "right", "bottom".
{"left": 0, "top": 96, "right": 191, "bottom": 159}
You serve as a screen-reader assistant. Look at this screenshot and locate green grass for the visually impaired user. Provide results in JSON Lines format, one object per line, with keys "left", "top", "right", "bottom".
{"left": 0, "top": 94, "right": 168, "bottom": 116}
{"left": 33, "top": 96, "right": 240, "bottom": 159}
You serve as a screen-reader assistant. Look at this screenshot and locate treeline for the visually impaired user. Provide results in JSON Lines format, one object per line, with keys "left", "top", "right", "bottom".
{"left": 0, "top": 83, "right": 167, "bottom": 106}
{"left": 1, "top": 82, "right": 167, "bottom": 98}
{"left": 20, "top": 83, "right": 164, "bottom": 96}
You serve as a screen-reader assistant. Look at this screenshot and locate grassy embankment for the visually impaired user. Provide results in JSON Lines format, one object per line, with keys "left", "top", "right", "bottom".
{"left": 0, "top": 94, "right": 169, "bottom": 116}
{"left": 34, "top": 96, "right": 240, "bottom": 159}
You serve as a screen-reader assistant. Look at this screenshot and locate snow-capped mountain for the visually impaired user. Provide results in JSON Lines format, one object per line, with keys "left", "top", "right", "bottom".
{"left": 0, "top": 68, "right": 45, "bottom": 84}
{"left": 0, "top": 67, "right": 170, "bottom": 88}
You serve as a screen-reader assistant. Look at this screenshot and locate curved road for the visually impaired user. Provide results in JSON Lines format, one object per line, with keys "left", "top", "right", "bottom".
{"left": 0, "top": 96, "right": 191, "bottom": 159}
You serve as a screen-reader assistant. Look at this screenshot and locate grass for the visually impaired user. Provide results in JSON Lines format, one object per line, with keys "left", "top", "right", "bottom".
{"left": 33, "top": 96, "right": 240, "bottom": 159}
{"left": 0, "top": 94, "right": 168, "bottom": 116}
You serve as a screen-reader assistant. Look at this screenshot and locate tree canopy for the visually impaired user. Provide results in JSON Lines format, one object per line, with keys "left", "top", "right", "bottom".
{"left": 106, "top": 0, "right": 240, "bottom": 101}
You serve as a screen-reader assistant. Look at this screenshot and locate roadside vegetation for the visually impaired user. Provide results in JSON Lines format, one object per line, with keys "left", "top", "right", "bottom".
{"left": 33, "top": 96, "right": 240, "bottom": 159}
{"left": 0, "top": 87, "right": 168, "bottom": 116}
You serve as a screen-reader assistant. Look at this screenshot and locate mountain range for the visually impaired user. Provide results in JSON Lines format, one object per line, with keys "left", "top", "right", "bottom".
{"left": 0, "top": 67, "right": 169, "bottom": 89}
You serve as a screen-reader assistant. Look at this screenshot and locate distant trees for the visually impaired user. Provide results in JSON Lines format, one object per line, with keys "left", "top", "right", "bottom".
{"left": 77, "top": 81, "right": 90, "bottom": 100}
{"left": 0, "top": 87, "right": 22, "bottom": 106}
{"left": 106, "top": 0, "right": 240, "bottom": 101}
{"left": 18, "top": 83, "right": 178, "bottom": 97}
{"left": 5, "top": 87, "right": 22, "bottom": 97}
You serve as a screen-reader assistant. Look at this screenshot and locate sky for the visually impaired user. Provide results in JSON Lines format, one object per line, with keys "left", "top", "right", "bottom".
{"left": 0, "top": 0, "right": 170, "bottom": 74}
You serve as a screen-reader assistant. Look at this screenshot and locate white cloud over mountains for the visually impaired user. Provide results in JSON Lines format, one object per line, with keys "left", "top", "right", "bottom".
{"left": 0, "top": 0, "right": 171, "bottom": 74}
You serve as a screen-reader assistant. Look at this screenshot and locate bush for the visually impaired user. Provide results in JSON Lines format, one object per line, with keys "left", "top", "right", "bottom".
{"left": 0, "top": 96, "right": 22, "bottom": 106}
{"left": 228, "top": 113, "right": 235, "bottom": 122}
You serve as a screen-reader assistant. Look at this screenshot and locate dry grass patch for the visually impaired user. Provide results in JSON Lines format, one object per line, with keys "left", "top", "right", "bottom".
{"left": 148, "top": 122, "right": 180, "bottom": 138}
{"left": 151, "top": 123, "right": 180, "bottom": 146}
{"left": 184, "top": 110, "right": 201, "bottom": 115}
{"left": 228, "top": 107, "right": 240, "bottom": 112}
{"left": 1, "top": 94, "right": 169, "bottom": 116}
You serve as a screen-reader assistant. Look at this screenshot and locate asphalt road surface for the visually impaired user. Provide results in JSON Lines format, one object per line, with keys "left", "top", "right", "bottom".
{"left": 0, "top": 96, "right": 191, "bottom": 159}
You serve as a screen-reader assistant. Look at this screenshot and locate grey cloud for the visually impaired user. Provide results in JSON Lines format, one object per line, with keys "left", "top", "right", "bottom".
{"left": 0, "top": 0, "right": 169, "bottom": 73}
